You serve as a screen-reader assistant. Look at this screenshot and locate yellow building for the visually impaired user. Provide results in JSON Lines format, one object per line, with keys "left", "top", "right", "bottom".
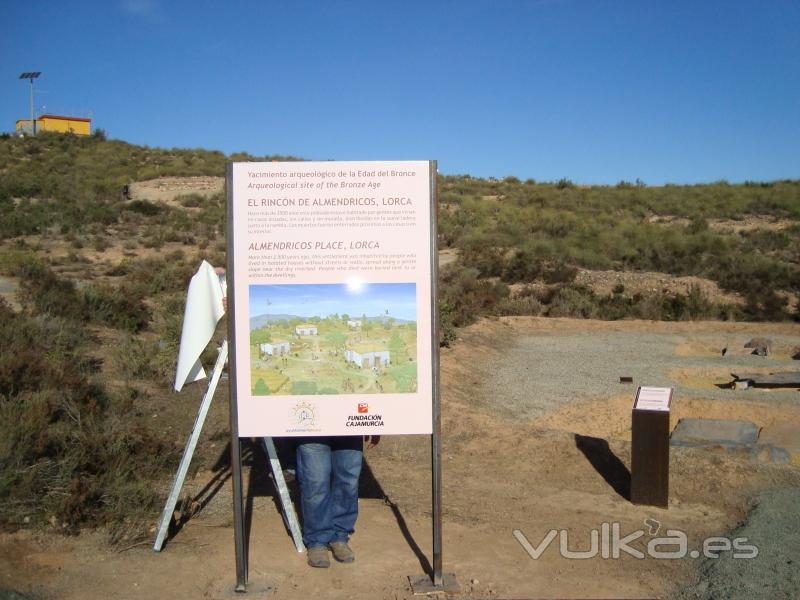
{"left": 16, "top": 114, "right": 91, "bottom": 136}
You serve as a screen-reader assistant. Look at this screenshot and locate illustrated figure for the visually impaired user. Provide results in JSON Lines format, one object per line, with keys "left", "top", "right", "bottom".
{"left": 296, "top": 435, "right": 380, "bottom": 568}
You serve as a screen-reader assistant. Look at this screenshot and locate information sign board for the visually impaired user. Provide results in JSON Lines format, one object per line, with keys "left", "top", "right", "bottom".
{"left": 228, "top": 161, "right": 435, "bottom": 436}
{"left": 634, "top": 386, "right": 672, "bottom": 412}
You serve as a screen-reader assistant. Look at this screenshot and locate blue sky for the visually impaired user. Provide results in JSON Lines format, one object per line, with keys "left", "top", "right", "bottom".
{"left": 2, "top": 0, "right": 798, "bottom": 184}
{"left": 250, "top": 283, "right": 417, "bottom": 321}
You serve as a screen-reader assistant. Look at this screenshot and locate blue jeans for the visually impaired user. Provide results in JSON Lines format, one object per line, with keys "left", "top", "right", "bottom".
{"left": 296, "top": 436, "right": 363, "bottom": 549}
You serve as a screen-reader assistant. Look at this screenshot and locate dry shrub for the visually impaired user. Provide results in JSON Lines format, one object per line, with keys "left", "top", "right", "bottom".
{"left": 0, "top": 298, "right": 174, "bottom": 539}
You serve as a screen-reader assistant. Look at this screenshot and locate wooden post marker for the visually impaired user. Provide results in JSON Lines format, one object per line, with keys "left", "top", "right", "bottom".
{"left": 631, "top": 386, "right": 673, "bottom": 508}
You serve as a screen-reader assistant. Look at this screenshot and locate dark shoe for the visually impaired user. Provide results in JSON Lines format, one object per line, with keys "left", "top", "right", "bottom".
{"left": 307, "top": 546, "right": 330, "bottom": 568}
{"left": 329, "top": 541, "right": 355, "bottom": 563}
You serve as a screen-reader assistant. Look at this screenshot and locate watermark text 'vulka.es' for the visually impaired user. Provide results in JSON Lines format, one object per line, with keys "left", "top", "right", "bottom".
{"left": 513, "top": 520, "right": 758, "bottom": 560}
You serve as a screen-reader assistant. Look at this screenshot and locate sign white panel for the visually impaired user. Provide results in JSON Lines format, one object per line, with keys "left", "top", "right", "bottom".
{"left": 634, "top": 386, "right": 673, "bottom": 412}
{"left": 229, "top": 161, "right": 434, "bottom": 436}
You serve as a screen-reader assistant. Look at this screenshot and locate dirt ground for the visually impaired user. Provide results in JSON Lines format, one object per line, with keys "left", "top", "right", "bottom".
{"left": 128, "top": 176, "right": 224, "bottom": 206}
{"left": 2, "top": 317, "right": 800, "bottom": 600}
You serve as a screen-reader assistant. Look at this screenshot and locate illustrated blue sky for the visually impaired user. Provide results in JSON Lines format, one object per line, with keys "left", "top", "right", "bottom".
{"left": 2, "top": 0, "right": 798, "bottom": 184}
{"left": 249, "top": 283, "right": 417, "bottom": 321}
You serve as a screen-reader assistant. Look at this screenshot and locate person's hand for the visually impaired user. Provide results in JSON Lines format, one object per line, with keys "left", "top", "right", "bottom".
{"left": 365, "top": 435, "right": 380, "bottom": 449}
{"left": 215, "top": 267, "right": 227, "bottom": 311}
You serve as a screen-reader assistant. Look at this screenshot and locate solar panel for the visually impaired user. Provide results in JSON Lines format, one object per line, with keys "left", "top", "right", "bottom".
{"left": 19, "top": 72, "right": 41, "bottom": 79}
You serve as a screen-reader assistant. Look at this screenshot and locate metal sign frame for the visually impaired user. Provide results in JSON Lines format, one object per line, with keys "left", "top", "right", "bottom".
{"left": 428, "top": 161, "right": 444, "bottom": 587}
{"left": 225, "top": 160, "right": 453, "bottom": 593}
{"left": 226, "top": 162, "right": 248, "bottom": 591}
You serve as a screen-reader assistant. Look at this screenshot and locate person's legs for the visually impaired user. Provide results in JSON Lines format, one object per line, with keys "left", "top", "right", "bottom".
{"left": 329, "top": 436, "right": 363, "bottom": 544}
{"left": 295, "top": 441, "right": 334, "bottom": 550}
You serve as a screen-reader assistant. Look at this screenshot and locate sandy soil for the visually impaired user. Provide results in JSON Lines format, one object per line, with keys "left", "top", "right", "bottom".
{"left": 573, "top": 270, "right": 746, "bottom": 306}
{"left": 128, "top": 177, "right": 224, "bottom": 206}
{"left": 645, "top": 215, "right": 795, "bottom": 233}
{"left": 2, "top": 317, "right": 800, "bottom": 599}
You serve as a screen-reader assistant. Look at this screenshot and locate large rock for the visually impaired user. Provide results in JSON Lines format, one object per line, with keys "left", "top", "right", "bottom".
{"left": 670, "top": 418, "right": 759, "bottom": 448}
{"left": 758, "top": 423, "right": 800, "bottom": 464}
{"left": 744, "top": 337, "right": 772, "bottom": 357}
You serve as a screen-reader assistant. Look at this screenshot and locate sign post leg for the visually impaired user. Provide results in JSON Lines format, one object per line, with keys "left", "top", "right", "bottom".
{"left": 231, "top": 431, "right": 247, "bottom": 591}
{"left": 408, "top": 161, "right": 459, "bottom": 595}
{"left": 226, "top": 162, "right": 248, "bottom": 592}
{"left": 153, "top": 341, "right": 228, "bottom": 552}
{"left": 261, "top": 437, "right": 305, "bottom": 553}
{"left": 408, "top": 407, "right": 460, "bottom": 595}
{"left": 432, "top": 430, "right": 443, "bottom": 586}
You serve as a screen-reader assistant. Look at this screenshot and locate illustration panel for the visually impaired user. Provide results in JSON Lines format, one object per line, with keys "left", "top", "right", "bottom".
{"left": 248, "top": 282, "right": 417, "bottom": 396}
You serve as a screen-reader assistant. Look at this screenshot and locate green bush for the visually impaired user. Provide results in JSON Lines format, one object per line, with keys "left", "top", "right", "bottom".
{"left": 496, "top": 294, "right": 544, "bottom": 317}
{"left": 438, "top": 265, "right": 510, "bottom": 345}
{"left": 0, "top": 299, "right": 173, "bottom": 535}
{"left": 10, "top": 259, "right": 151, "bottom": 332}
{"left": 83, "top": 284, "right": 151, "bottom": 332}
{"left": 16, "top": 261, "right": 87, "bottom": 321}
{"left": 547, "top": 285, "right": 597, "bottom": 318}
{"left": 125, "top": 199, "right": 161, "bottom": 216}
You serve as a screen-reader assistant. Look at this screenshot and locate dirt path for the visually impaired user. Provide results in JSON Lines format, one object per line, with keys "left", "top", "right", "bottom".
{"left": 2, "top": 317, "right": 799, "bottom": 599}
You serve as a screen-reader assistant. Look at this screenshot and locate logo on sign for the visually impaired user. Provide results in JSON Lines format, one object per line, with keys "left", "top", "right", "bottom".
{"left": 358, "top": 403, "right": 369, "bottom": 414}
{"left": 291, "top": 400, "right": 316, "bottom": 427}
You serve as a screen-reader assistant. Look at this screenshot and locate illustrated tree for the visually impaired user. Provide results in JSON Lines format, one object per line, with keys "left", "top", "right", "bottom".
{"left": 388, "top": 330, "right": 407, "bottom": 363}
{"left": 361, "top": 313, "right": 372, "bottom": 333}
{"left": 253, "top": 378, "right": 270, "bottom": 395}
{"left": 250, "top": 327, "right": 272, "bottom": 345}
{"left": 326, "top": 330, "right": 347, "bottom": 355}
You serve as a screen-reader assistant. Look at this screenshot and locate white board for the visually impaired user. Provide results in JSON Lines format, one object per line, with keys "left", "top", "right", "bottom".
{"left": 228, "top": 161, "right": 435, "bottom": 436}
{"left": 634, "top": 386, "right": 672, "bottom": 412}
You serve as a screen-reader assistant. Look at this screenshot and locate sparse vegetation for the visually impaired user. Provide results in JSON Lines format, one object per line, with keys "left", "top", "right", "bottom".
{"left": 0, "top": 296, "right": 174, "bottom": 540}
{"left": 436, "top": 175, "right": 800, "bottom": 339}
{"left": 0, "top": 132, "right": 797, "bottom": 542}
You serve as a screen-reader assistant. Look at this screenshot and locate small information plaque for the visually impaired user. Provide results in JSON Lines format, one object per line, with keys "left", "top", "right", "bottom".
{"left": 634, "top": 386, "right": 673, "bottom": 412}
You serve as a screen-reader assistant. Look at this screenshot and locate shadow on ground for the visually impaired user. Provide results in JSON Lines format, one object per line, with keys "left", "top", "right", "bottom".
{"left": 574, "top": 434, "right": 631, "bottom": 501}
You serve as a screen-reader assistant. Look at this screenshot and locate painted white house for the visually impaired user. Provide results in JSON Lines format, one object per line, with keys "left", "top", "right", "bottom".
{"left": 345, "top": 345, "right": 390, "bottom": 369}
{"left": 295, "top": 324, "right": 318, "bottom": 336}
{"left": 260, "top": 341, "right": 290, "bottom": 356}
{"left": 347, "top": 319, "right": 362, "bottom": 329}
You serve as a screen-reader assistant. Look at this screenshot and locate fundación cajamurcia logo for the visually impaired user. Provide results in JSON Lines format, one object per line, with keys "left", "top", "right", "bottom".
{"left": 346, "top": 403, "right": 384, "bottom": 428}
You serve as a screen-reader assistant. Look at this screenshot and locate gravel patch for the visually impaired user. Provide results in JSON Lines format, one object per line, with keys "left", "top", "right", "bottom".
{"left": 676, "top": 487, "right": 800, "bottom": 600}
{"left": 484, "top": 331, "right": 800, "bottom": 420}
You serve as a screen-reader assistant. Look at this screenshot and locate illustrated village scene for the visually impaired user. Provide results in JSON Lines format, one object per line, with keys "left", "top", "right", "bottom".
{"left": 249, "top": 282, "right": 418, "bottom": 396}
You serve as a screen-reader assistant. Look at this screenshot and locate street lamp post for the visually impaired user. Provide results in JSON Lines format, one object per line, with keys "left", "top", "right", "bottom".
{"left": 19, "top": 72, "right": 41, "bottom": 135}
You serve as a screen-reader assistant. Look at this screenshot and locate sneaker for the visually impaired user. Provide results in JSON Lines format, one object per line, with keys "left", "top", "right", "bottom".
{"left": 329, "top": 541, "right": 355, "bottom": 563}
{"left": 306, "top": 546, "right": 330, "bottom": 568}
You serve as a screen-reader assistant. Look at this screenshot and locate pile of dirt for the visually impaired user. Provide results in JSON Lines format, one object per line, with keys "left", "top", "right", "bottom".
{"left": 128, "top": 176, "right": 223, "bottom": 206}
{"left": 575, "top": 269, "right": 745, "bottom": 306}
{"left": 646, "top": 214, "right": 794, "bottom": 233}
